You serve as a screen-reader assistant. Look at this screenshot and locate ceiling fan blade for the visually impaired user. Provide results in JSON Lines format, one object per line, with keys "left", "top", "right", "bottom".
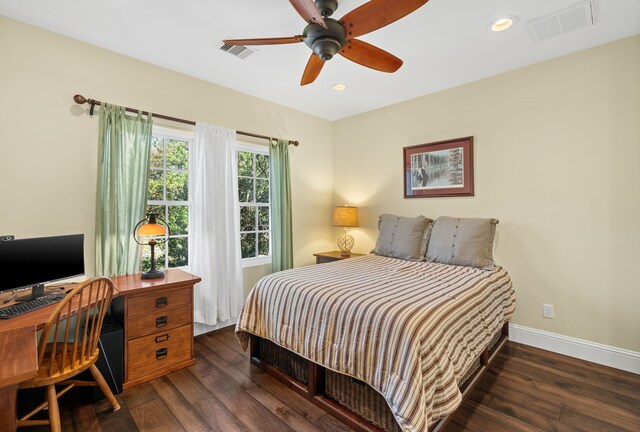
{"left": 289, "top": 0, "right": 328, "bottom": 29}
{"left": 223, "top": 36, "right": 305, "bottom": 46}
{"left": 339, "top": 39, "right": 402, "bottom": 72}
{"left": 301, "top": 53, "right": 325, "bottom": 86}
{"left": 340, "top": 0, "right": 429, "bottom": 38}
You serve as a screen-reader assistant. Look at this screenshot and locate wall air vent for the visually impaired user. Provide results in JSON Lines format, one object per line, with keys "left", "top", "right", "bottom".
{"left": 218, "top": 40, "right": 257, "bottom": 59}
{"left": 527, "top": 0, "right": 596, "bottom": 42}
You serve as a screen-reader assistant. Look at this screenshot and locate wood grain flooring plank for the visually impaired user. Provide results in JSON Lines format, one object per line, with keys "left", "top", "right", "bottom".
{"left": 502, "top": 343, "right": 589, "bottom": 382}
{"left": 314, "top": 413, "right": 355, "bottom": 432}
{"left": 232, "top": 359, "right": 327, "bottom": 423}
{"left": 60, "top": 398, "right": 77, "bottom": 432}
{"left": 209, "top": 326, "right": 248, "bottom": 357}
{"left": 52, "top": 335, "right": 640, "bottom": 432}
{"left": 192, "top": 398, "right": 251, "bottom": 432}
{"left": 245, "top": 385, "right": 323, "bottom": 432}
{"left": 508, "top": 342, "right": 640, "bottom": 386}
{"left": 128, "top": 397, "right": 186, "bottom": 432}
{"left": 166, "top": 368, "right": 251, "bottom": 432}
{"left": 586, "top": 373, "right": 640, "bottom": 400}
{"left": 484, "top": 393, "right": 585, "bottom": 432}
{"left": 120, "top": 382, "right": 159, "bottom": 410}
{"left": 476, "top": 374, "right": 563, "bottom": 420}
{"left": 166, "top": 368, "right": 213, "bottom": 404}
{"left": 196, "top": 333, "right": 246, "bottom": 365}
{"left": 70, "top": 396, "right": 104, "bottom": 432}
{"left": 458, "top": 400, "right": 545, "bottom": 432}
{"left": 94, "top": 394, "right": 138, "bottom": 432}
{"left": 497, "top": 348, "right": 587, "bottom": 383}
{"left": 189, "top": 350, "right": 295, "bottom": 432}
{"left": 559, "top": 406, "right": 640, "bottom": 431}
{"left": 151, "top": 376, "right": 211, "bottom": 432}
{"left": 195, "top": 342, "right": 256, "bottom": 390}
{"left": 485, "top": 367, "right": 640, "bottom": 426}
{"left": 493, "top": 355, "right": 640, "bottom": 414}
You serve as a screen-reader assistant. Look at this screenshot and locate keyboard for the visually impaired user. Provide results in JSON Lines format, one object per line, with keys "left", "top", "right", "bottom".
{"left": 0, "top": 291, "right": 66, "bottom": 319}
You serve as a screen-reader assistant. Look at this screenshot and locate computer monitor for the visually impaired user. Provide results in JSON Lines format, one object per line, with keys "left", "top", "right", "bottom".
{"left": 0, "top": 234, "right": 85, "bottom": 301}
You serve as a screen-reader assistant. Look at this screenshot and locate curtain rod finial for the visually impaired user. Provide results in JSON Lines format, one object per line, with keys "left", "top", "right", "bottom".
{"left": 73, "top": 94, "right": 87, "bottom": 105}
{"left": 290, "top": 140, "right": 300, "bottom": 147}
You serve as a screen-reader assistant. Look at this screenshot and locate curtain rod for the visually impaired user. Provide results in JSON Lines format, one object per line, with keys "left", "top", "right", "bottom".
{"left": 72, "top": 95, "right": 300, "bottom": 146}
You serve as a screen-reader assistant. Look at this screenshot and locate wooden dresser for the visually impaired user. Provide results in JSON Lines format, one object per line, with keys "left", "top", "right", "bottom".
{"left": 111, "top": 269, "right": 201, "bottom": 389}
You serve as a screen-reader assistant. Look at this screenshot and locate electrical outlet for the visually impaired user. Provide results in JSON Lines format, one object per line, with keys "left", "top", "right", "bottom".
{"left": 542, "top": 303, "right": 555, "bottom": 319}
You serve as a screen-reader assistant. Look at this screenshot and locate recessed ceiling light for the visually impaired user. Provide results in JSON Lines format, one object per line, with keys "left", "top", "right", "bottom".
{"left": 333, "top": 83, "right": 347, "bottom": 91}
{"left": 491, "top": 16, "right": 516, "bottom": 32}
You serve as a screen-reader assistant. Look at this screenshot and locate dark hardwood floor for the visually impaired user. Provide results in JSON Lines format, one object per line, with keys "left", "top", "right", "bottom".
{"left": 21, "top": 326, "right": 640, "bottom": 431}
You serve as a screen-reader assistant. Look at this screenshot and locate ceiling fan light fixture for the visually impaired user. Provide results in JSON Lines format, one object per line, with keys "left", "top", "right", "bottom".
{"left": 491, "top": 16, "right": 516, "bottom": 32}
{"left": 333, "top": 83, "right": 347, "bottom": 91}
{"left": 312, "top": 37, "right": 341, "bottom": 61}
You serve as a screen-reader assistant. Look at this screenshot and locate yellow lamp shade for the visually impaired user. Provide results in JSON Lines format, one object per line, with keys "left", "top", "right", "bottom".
{"left": 333, "top": 206, "right": 359, "bottom": 227}
{"left": 137, "top": 222, "right": 167, "bottom": 237}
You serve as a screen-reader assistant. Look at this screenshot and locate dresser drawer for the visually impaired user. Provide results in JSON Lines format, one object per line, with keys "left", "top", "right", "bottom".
{"left": 126, "top": 286, "right": 192, "bottom": 318}
{"left": 126, "top": 303, "right": 192, "bottom": 339}
{"left": 126, "top": 324, "right": 193, "bottom": 382}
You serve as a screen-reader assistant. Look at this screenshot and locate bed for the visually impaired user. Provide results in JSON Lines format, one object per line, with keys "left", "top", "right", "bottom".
{"left": 236, "top": 253, "right": 516, "bottom": 431}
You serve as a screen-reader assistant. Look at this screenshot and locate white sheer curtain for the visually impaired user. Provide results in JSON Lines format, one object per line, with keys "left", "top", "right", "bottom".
{"left": 190, "top": 123, "right": 243, "bottom": 326}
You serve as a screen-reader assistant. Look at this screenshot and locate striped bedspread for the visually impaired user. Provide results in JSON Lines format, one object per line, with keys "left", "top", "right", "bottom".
{"left": 236, "top": 255, "right": 516, "bottom": 431}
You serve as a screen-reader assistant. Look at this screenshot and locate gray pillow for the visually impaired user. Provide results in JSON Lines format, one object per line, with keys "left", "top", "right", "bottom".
{"left": 426, "top": 217, "right": 499, "bottom": 270}
{"left": 373, "top": 214, "right": 433, "bottom": 261}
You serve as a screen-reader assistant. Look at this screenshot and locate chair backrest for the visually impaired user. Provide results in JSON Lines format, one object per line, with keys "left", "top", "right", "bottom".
{"left": 37, "top": 277, "right": 115, "bottom": 376}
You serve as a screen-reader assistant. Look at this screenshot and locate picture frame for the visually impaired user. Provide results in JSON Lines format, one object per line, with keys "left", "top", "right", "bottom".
{"left": 403, "top": 136, "right": 474, "bottom": 198}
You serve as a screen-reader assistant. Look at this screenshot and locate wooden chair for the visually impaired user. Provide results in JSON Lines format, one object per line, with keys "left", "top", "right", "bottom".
{"left": 17, "top": 277, "right": 120, "bottom": 432}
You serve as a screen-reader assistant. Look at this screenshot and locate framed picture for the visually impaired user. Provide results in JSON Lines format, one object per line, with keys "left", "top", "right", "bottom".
{"left": 403, "top": 136, "right": 474, "bottom": 198}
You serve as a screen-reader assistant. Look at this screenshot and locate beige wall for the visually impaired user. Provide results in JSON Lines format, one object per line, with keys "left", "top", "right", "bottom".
{"left": 2, "top": 16, "right": 638, "bottom": 351}
{"left": 0, "top": 17, "right": 334, "bottom": 289}
{"left": 333, "top": 35, "right": 640, "bottom": 352}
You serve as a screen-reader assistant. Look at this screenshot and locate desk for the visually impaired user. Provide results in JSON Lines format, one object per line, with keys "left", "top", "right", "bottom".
{"left": 0, "top": 327, "right": 38, "bottom": 432}
{"left": 0, "top": 269, "right": 200, "bottom": 432}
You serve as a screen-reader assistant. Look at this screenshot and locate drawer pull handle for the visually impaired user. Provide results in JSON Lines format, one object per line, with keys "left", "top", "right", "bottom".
{"left": 156, "top": 347, "right": 168, "bottom": 360}
{"left": 156, "top": 296, "right": 168, "bottom": 308}
{"left": 155, "top": 334, "right": 170, "bottom": 343}
{"left": 156, "top": 316, "right": 169, "bottom": 328}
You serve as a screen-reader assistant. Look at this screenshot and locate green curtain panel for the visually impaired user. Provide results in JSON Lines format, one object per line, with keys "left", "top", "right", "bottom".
{"left": 95, "top": 104, "right": 153, "bottom": 277}
{"left": 270, "top": 139, "right": 293, "bottom": 272}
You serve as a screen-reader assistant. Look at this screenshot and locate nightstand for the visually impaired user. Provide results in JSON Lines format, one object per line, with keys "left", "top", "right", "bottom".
{"left": 314, "top": 251, "right": 366, "bottom": 264}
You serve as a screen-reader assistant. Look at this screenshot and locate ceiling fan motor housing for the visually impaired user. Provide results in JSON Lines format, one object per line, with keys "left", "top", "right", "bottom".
{"left": 303, "top": 18, "right": 346, "bottom": 61}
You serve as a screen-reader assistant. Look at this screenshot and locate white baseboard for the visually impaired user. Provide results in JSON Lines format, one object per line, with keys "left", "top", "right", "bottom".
{"left": 509, "top": 323, "right": 640, "bottom": 375}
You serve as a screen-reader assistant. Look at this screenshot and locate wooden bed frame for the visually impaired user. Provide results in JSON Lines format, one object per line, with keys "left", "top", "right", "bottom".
{"left": 249, "top": 321, "right": 510, "bottom": 432}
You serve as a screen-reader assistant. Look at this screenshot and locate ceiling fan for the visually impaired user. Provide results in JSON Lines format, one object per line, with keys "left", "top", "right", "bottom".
{"left": 223, "top": 0, "right": 430, "bottom": 86}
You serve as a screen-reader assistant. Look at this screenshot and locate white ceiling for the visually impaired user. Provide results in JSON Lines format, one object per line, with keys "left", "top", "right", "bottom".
{"left": 1, "top": 0, "right": 639, "bottom": 121}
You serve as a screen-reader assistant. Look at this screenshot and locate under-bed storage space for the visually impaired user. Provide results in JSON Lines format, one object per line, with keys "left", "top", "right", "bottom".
{"left": 249, "top": 322, "right": 509, "bottom": 432}
{"left": 325, "top": 370, "right": 402, "bottom": 432}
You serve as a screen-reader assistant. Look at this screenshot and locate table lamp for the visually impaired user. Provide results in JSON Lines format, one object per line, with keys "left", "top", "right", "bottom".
{"left": 333, "top": 205, "right": 359, "bottom": 257}
{"left": 133, "top": 213, "right": 170, "bottom": 279}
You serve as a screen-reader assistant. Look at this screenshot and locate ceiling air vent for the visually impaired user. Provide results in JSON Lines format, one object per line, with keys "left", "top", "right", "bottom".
{"left": 218, "top": 40, "right": 257, "bottom": 59}
{"left": 527, "top": 0, "right": 595, "bottom": 42}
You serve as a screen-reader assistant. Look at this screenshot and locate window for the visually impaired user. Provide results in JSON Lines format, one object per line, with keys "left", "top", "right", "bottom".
{"left": 237, "top": 144, "right": 271, "bottom": 265}
{"left": 143, "top": 130, "right": 192, "bottom": 271}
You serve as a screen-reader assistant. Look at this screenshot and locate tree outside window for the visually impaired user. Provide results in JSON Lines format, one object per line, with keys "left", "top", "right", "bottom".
{"left": 237, "top": 146, "right": 271, "bottom": 262}
{"left": 143, "top": 132, "right": 191, "bottom": 271}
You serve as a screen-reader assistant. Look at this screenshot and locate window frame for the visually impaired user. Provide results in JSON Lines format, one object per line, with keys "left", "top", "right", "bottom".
{"left": 236, "top": 142, "right": 272, "bottom": 268}
{"left": 145, "top": 127, "right": 193, "bottom": 271}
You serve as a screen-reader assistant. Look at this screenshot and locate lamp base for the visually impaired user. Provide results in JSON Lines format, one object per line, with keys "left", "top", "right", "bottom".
{"left": 141, "top": 269, "right": 165, "bottom": 280}
{"left": 337, "top": 233, "right": 354, "bottom": 257}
